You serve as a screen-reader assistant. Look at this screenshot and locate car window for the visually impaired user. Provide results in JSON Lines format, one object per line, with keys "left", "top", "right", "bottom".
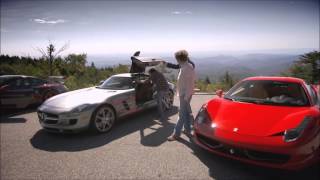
{"left": 7, "top": 78, "right": 24, "bottom": 89}
{"left": 23, "top": 78, "right": 31, "bottom": 87}
{"left": 225, "top": 80, "right": 309, "bottom": 106}
{"left": 98, "top": 76, "right": 134, "bottom": 90}
{"left": 29, "top": 78, "right": 47, "bottom": 86}
{"left": 8, "top": 78, "right": 34, "bottom": 89}
{"left": 0, "top": 77, "right": 14, "bottom": 86}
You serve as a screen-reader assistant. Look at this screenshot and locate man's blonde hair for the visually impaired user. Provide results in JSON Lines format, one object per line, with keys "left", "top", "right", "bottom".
{"left": 175, "top": 49, "right": 189, "bottom": 62}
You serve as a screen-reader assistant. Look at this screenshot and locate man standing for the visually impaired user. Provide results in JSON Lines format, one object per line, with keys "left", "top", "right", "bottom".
{"left": 148, "top": 68, "right": 169, "bottom": 121}
{"left": 168, "top": 50, "right": 195, "bottom": 141}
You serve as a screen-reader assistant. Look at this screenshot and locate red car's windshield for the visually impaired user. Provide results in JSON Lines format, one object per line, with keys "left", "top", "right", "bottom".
{"left": 224, "top": 80, "right": 309, "bottom": 106}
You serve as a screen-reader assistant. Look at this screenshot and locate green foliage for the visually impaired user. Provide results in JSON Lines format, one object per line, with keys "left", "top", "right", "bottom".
{"left": 205, "top": 76, "right": 211, "bottom": 84}
{"left": 194, "top": 70, "right": 238, "bottom": 92}
{"left": 37, "top": 42, "right": 69, "bottom": 76}
{"left": 221, "top": 71, "right": 234, "bottom": 89}
{"left": 0, "top": 54, "right": 129, "bottom": 90}
{"left": 286, "top": 51, "right": 320, "bottom": 84}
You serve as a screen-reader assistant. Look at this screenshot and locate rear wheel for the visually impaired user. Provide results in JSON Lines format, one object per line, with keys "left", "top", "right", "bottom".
{"left": 90, "top": 105, "right": 116, "bottom": 133}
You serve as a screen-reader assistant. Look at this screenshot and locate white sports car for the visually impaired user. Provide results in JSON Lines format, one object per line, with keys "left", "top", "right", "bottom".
{"left": 37, "top": 52, "right": 175, "bottom": 133}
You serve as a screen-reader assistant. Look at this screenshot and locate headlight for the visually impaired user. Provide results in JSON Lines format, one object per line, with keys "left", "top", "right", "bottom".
{"left": 195, "top": 106, "right": 211, "bottom": 124}
{"left": 62, "top": 104, "right": 91, "bottom": 118}
{"left": 284, "top": 116, "right": 313, "bottom": 142}
{"left": 71, "top": 104, "right": 91, "bottom": 114}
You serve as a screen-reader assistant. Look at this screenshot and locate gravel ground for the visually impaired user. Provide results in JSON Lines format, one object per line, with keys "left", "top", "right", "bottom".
{"left": 1, "top": 95, "right": 319, "bottom": 180}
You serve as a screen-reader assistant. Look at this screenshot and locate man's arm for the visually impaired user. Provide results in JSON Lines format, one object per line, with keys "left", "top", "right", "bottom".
{"left": 165, "top": 59, "right": 195, "bottom": 69}
{"left": 188, "top": 59, "right": 195, "bottom": 69}
{"left": 166, "top": 62, "right": 180, "bottom": 69}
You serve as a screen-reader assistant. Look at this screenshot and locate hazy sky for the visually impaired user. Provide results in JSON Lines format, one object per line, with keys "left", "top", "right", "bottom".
{"left": 1, "top": 0, "right": 319, "bottom": 56}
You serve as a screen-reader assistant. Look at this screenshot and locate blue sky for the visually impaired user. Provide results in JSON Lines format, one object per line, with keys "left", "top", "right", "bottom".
{"left": 1, "top": 0, "right": 319, "bottom": 57}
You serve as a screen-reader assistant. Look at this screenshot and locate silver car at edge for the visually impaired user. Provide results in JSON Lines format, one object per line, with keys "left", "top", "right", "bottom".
{"left": 37, "top": 53, "right": 175, "bottom": 133}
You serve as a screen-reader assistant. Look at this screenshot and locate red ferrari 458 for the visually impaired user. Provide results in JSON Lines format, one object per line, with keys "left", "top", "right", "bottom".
{"left": 193, "top": 76, "right": 320, "bottom": 170}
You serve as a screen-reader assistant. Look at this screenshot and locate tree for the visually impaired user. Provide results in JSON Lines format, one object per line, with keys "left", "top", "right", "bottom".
{"left": 205, "top": 76, "right": 211, "bottom": 84}
{"left": 222, "top": 71, "right": 234, "bottom": 90}
{"left": 298, "top": 51, "right": 320, "bottom": 83}
{"left": 287, "top": 51, "right": 320, "bottom": 84}
{"left": 64, "top": 53, "right": 87, "bottom": 75}
{"left": 37, "top": 41, "right": 69, "bottom": 76}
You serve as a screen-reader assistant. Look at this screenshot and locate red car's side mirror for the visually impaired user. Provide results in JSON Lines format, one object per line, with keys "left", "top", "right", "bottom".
{"left": 216, "top": 89, "right": 224, "bottom": 98}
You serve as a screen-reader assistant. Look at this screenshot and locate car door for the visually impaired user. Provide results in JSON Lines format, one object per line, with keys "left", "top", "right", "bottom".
{"left": 29, "top": 77, "right": 48, "bottom": 100}
{"left": 117, "top": 89, "right": 137, "bottom": 116}
{"left": 1, "top": 77, "right": 35, "bottom": 108}
{"left": 133, "top": 74, "right": 155, "bottom": 105}
{"left": 129, "top": 52, "right": 164, "bottom": 74}
{"left": 108, "top": 77, "right": 138, "bottom": 117}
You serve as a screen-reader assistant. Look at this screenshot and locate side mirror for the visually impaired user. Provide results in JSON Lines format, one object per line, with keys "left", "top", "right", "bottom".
{"left": 216, "top": 89, "right": 224, "bottom": 98}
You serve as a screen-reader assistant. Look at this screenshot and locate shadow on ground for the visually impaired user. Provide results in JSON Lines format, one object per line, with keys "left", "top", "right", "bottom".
{"left": 0, "top": 117, "right": 27, "bottom": 123}
{"left": 0, "top": 105, "right": 37, "bottom": 123}
{"left": 30, "top": 106, "right": 178, "bottom": 152}
{"left": 178, "top": 138, "right": 320, "bottom": 180}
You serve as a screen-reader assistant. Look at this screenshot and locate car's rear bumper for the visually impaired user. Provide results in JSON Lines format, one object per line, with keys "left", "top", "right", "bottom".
{"left": 193, "top": 130, "right": 320, "bottom": 171}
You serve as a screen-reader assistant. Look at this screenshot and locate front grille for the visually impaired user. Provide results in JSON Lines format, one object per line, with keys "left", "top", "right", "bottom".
{"left": 196, "top": 133, "right": 290, "bottom": 164}
{"left": 244, "top": 149, "right": 290, "bottom": 163}
{"left": 69, "top": 119, "right": 77, "bottom": 125}
{"left": 44, "top": 120, "right": 58, "bottom": 124}
{"left": 38, "top": 111, "right": 59, "bottom": 124}
{"left": 38, "top": 111, "right": 78, "bottom": 126}
{"left": 45, "top": 112, "right": 58, "bottom": 118}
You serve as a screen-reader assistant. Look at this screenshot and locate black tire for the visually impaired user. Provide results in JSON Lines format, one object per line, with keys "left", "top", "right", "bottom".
{"left": 90, "top": 105, "right": 116, "bottom": 133}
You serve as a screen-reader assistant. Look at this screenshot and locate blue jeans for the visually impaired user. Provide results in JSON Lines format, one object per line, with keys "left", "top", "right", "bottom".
{"left": 174, "top": 95, "right": 193, "bottom": 136}
{"left": 156, "top": 90, "right": 166, "bottom": 120}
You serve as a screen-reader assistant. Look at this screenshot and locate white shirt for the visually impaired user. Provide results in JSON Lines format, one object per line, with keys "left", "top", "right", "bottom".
{"left": 177, "top": 61, "right": 195, "bottom": 99}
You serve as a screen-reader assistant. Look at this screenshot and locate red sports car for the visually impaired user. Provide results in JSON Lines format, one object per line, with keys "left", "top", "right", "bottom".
{"left": 193, "top": 76, "right": 320, "bottom": 170}
{"left": 0, "top": 75, "right": 68, "bottom": 109}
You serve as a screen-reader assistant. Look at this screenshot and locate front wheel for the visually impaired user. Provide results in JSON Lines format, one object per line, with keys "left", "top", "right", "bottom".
{"left": 90, "top": 105, "right": 116, "bottom": 133}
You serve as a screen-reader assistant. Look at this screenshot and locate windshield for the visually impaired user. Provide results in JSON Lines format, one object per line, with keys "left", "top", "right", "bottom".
{"left": 224, "top": 80, "right": 309, "bottom": 106}
{"left": 98, "top": 76, "right": 134, "bottom": 90}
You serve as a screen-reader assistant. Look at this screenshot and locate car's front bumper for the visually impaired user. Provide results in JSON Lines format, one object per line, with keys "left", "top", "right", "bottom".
{"left": 193, "top": 123, "right": 320, "bottom": 170}
{"left": 37, "top": 106, "right": 95, "bottom": 133}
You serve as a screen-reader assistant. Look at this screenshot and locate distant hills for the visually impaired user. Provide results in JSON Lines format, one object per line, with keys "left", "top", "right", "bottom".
{"left": 194, "top": 54, "right": 299, "bottom": 81}
{"left": 88, "top": 53, "right": 300, "bottom": 81}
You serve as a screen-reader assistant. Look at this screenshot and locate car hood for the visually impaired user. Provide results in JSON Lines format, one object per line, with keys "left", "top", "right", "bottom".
{"left": 42, "top": 87, "right": 132, "bottom": 109}
{"left": 206, "top": 98, "right": 314, "bottom": 137}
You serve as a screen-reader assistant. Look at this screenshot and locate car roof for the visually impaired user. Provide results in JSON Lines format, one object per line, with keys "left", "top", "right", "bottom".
{"left": 243, "top": 76, "right": 306, "bottom": 84}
